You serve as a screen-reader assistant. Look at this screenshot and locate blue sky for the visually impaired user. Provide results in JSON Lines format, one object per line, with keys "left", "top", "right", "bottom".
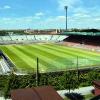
{"left": 0, "top": 0, "right": 100, "bottom": 29}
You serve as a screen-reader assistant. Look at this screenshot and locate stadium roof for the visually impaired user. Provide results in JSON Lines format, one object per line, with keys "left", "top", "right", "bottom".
{"left": 62, "top": 32, "right": 100, "bottom": 36}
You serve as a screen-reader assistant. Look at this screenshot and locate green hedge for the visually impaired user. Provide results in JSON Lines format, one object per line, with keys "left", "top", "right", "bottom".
{"left": 0, "top": 69, "right": 100, "bottom": 98}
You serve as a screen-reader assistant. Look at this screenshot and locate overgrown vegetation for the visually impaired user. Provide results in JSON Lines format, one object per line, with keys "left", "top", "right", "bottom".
{"left": 0, "top": 69, "right": 100, "bottom": 98}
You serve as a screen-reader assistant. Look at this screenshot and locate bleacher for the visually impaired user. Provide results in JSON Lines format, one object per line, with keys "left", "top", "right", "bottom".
{"left": 65, "top": 35, "right": 100, "bottom": 46}
{"left": 0, "top": 35, "right": 68, "bottom": 44}
{"left": 0, "top": 59, "right": 11, "bottom": 74}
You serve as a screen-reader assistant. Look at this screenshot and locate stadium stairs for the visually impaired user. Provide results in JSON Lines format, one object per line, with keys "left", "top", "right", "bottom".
{"left": 0, "top": 59, "right": 11, "bottom": 74}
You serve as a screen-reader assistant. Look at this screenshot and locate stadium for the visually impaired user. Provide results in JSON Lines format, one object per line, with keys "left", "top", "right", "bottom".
{"left": 0, "top": 31, "right": 100, "bottom": 75}
{"left": 1, "top": 0, "right": 100, "bottom": 99}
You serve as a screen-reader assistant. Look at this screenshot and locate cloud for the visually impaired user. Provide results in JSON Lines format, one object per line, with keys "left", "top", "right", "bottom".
{"left": 2, "top": 18, "right": 11, "bottom": 21}
{"left": 0, "top": 5, "right": 11, "bottom": 10}
{"left": 73, "top": 13, "right": 91, "bottom": 18}
{"left": 0, "top": 15, "right": 66, "bottom": 29}
{"left": 57, "top": 0, "right": 82, "bottom": 10}
{"left": 1, "top": 8, "right": 100, "bottom": 29}
{"left": 73, "top": 7, "right": 88, "bottom": 14}
{"left": 33, "top": 12, "right": 45, "bottom": 19}
{"left": 0, "top": 12, "right": 45, "bottom": 25}
{"left": 0, "top": 14, "right": 100, "bottom": 29}
{"left": 35, "top": 12, "right": 44, "bottom": 16}
{"left": 4, "top": 5, "right": 11, "bottom": 9}
{"left": 94, "top": 18, "right": 100, "bottom": 21}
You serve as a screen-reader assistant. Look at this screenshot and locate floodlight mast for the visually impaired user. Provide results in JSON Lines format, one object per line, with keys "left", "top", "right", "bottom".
{"left": 64, "top": 6, "right": 68, "bottom": 31}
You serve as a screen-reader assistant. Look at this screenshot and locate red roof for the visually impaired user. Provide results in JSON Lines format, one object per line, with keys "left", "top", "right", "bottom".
{"left": 93, "top": 81, "right": 100, "bottom": 87}
{"left": 11, "top": 86, "right": 63, "bottom": 100}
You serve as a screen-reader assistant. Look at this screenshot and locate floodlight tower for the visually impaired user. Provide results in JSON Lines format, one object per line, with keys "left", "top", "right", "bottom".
{"left": 64, "top": 6, "right": 68, "bottom": 31}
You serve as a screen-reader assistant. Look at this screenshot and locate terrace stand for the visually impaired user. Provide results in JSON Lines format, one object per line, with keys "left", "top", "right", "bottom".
{"left": 11, "top": 86, "right": 63, "bottom": 100}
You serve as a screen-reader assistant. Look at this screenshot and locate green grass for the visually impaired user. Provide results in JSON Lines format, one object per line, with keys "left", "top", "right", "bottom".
{"left": 84, "top": 93, "right": 94, "bottom": 100}
{"left": 0, "top": 43, "right": 100, "bottom": 73}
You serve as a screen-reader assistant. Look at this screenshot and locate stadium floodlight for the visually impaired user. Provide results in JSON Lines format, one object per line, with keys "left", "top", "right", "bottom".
{"left": 64, "top": 6, "right": 68, "bottom": 31}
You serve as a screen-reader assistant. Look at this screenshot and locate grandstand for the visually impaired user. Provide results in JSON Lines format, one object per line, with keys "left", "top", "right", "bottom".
{"left": 0, "top": 58, "right": 11, "bottom": 74}
{"left": 0, "top": 50, "right": 15, "bottom": 74}
{"left": 64, "top": 34, "right": 100, "bottom": 46}
{"left": 0, "top": 35, "right": 68, "bottom": 44}
{"left": 62, "top": 32, "right": 100, "bottom": 53}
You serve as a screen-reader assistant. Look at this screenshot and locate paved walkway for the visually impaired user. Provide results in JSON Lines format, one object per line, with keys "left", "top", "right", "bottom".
{"left": 0, "top": 97, "right": 11, "bottom": 100}
{"left": 57, "top": 86, "right": 94, "bottom": 98}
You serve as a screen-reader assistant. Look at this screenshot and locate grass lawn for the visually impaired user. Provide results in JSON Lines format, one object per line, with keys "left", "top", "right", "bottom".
{"left": 0, "top": 43, "right": 100, "bottom": 73}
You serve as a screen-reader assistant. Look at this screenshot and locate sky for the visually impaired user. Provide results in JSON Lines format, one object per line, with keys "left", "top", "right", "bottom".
{"left": 0, "top": 0, "right": 100, "bottom": 29}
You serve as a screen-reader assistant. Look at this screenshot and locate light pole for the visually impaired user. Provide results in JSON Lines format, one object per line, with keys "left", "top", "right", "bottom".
{"left": 36, "top": 57, "right": 39, "bottom": 86}
{"left": 64, "top": 6, "right": 68, "bottom": 31}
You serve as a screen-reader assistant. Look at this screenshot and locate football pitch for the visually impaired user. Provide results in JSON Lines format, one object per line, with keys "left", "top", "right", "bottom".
{"left": 0, "top": 43, "right": 100, "bottom": 73}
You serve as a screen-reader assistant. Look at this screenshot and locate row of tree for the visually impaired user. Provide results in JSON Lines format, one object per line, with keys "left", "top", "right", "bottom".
{"left": 0, "top": 30, "right": 26, "bottom": 36}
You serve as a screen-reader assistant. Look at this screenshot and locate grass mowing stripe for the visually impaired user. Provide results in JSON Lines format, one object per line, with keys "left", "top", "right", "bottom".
{"left": 32, "top": 45, "right": 77, "bottom": 68}
{"left": 43, "top": 44, "right": 100, "bottom": 66}
{"left": 42, "top": 44, "right": 86, "bottom": 59}
{"left": 15, "top": 45, "right": 63, "bottom": 72}
{"left": 50, "top": 44, "right": 100, "bottom": 57}
{"left": 38, "top": 44, "right": 93, "bottom": 67}
{"left": 43, "top": 44, "right": 99, "bottom": 62}
{"left": 34, "top": 44, "right": 74, "bottom": 58}
{"left": 30, "top": 44, "right": 73, "bottom": 66}
{"left": 6, "top": 46, "right": 35, "bottom": 68}
{"left": 31, "top": 44, "right": 95, "bottom": 68}
{"left": 32, "top": 44, "right": 75, "bottom": 58}
{"left": 30, "top": 45, "right": 92, "bottom": 69}
{"left": 14, "top": 45, "right": 55, "bottom": 72}
{"left": 29, "top": 45, "right": 72, "bottom": 67}
{"left": 28, "top": 45, "right": 67, "bottom": 68}
{"left": 0, "top": 46, "right": 31, "bottom": 70}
